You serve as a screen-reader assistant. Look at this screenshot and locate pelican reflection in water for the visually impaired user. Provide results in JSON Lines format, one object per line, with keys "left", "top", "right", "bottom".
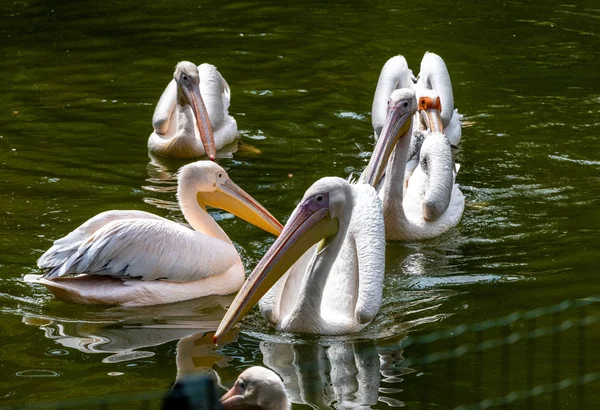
{"left": 24, "top": 305, "right": 291, "bottom": 410}
{"left": 149, "top": 61, "right": 238, "bottom": 159}
{"left": 21, "top": 295, "right": 233, "bottom": 364}
{"left": 259, "top": 337, "right": 409, "bottom": 408}
{"left": 26, "top": 161, "right": 282, "bottom": 306}
{"left": 215, "top": 176, "right": 385, "bottom": 339}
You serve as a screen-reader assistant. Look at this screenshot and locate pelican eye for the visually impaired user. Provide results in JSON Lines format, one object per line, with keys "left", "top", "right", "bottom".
{"left": 238, "top": 379, "right": 246, "bottom": 390}
{"left": 316, "top": 195, "right": 323, "bottom": 202}
{"left": 218, "top": 173, "right": 222, "bottom": 178}
{"left": 403, "top": 101, "right": 409, "bottom": 108}
{"left": 182, "top": 74, "right": 189, "bottom": 81}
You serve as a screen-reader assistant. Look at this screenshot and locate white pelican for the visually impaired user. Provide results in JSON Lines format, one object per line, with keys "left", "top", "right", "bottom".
{"left": 220, "top": 366, "right": 291, "bottom": 410}
{"left": 148, "top": 61, "right": 238, "bottom": 159}
{"left": 361, "top": 88, "right": 464, "bottom": 241}
{"left": 415, "top": 51, "right": 462, "bottom": 147}
{"left": 372, "top": 52, "right": 462, "bottom": 147}
{"left": 371, "top": 52, "right": 463, "bottom": 203}
{"left": 25, "top": 161, "right": 282, "bottom": 306}
{"left": 214, "top": 177, "right": 385, "bottom": 340}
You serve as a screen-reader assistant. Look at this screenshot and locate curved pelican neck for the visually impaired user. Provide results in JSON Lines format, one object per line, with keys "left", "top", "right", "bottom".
{"left": 198, "top": 64, "right": 227, "bottom": 129}
{"left": 177, "top": 179, "right": 231, "bottom": 244}
{"left": 172, "top": 106, "right": 198, "bottom": 145}
{"left": 283, "top": 189, "right": 354, "bottom": 332}
{"left": 417, "top": 53, "right": 454, "bottom": 128}
{"left": 380, "top": 127, "right": 412, "bottom": 235}
{"left": 381, "top": 128, "right": 459, "bottom": 240}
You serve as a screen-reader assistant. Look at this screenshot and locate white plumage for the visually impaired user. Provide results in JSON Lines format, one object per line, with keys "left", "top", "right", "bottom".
{"left": 221, "top": 366, "right": 291, "bottom": 410}
{"left": 260, "top": 182, "right": 385, "bottom": 334}
{"left": 367, "top": 53, "right": 465, "bottom": 240}
{"left": 215, "top": 177, "right": 386, "bottom": 339}
{"left": 149, "top": 62, "right": 238, "bottom": 159}
{"left": 26, "top": 161, "right": 282, "bottom": 306}
{"left": 362, "top": 88, "right": 464, "bottom": 241}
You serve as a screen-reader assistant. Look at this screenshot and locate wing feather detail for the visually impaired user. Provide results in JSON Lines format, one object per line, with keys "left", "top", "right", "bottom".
{"left": 39, "top": 214, "right": 238, "bottom": 283}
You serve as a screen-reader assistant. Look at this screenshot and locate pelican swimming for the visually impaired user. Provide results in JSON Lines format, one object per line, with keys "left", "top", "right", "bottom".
{"left": 149, "top": 61, "right": 237, "bottom": 159}
{"left": 25, "top": 161, "right": 282, "bottom": 306}
{"left": 214, "top": 177, "right": 385, "bottom": 340}
{"left": 220, "top": 366, "right": 291, "bottom": 410}
{"left": 362, "top": 88, "right": 464, "bottom": 241}
{"left": 415, "top": 52, "right": 462, "bottom": 146}
{"left": 372, "top": 52, "right": 462, "bottom": 147}
{"left": 372, "top": 52, "right": 462, "bottom": 194}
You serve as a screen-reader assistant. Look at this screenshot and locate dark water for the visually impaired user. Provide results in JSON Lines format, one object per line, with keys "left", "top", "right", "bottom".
{"left": 1, "top": 0, "right": 599, "bottom": 408}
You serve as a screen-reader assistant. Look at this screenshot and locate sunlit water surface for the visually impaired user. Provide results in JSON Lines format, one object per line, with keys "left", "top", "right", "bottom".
{"left": 1, "top": 0, "right": 599, "bottom": 409}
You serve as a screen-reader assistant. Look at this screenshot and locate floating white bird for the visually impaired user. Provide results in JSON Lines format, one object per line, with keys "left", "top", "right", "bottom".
{"left": 25, "top": 161, "right": 282, "bottom": 306}
{"left": 214, "top": 176, "right": 385, "bottom": 340}
{"left": 415, "top": 52, "right": 462, "bottom": 147}
{"left": 220, "top": 366, "right": 291, "bottom": 410}
{"left": 148, "top": 61, "right": 238, "bottom": 159}
{"left": 371, "top": 52, "right": 463, "bottom": 200}
{"left": 372, "top": 52, "right": 462, "bottom": 147}
{"left": 362, "top": 88, "right": 464, "bottom": 241}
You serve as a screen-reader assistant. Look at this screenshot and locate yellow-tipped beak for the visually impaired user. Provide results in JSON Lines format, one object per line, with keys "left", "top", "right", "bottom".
{"left": 213, "top": 194, "right": 339, "bottom": 343}
{"left": 182, "top": 82, "right": 217, "bottom": 160}
{"left": 197, "top": 179, "right": 283, "bottom": 236}
{"left": 362, "top": 102, "right": 413, "bottom": 188}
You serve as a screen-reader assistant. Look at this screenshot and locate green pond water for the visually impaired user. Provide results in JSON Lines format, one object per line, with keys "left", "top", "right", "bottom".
{"left": 1, "top": 0, "right": 599, "bottom": 408}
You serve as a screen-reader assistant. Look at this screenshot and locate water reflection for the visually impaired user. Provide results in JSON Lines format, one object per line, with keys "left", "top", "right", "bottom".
{"left": 176, "top": 329, "right": 239, "bottom": 380}
{"left": 145, "top": 138, "right": 262, "bottom": 190}
{"left": 21, "top": 296, "right": 236, "bottom": 365}
{"left": 19, "top": 287, "right": 435, "bottom": 408}
{"left": 260, "top": 336, "right": 408, "bottom": 409}
{"left": 146, "top": 141, "right": 241, "bottom": 184}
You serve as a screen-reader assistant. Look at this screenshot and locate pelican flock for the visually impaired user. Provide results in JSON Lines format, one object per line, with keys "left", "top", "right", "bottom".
{"left": 28, "top": 52, "right": 465, "bottom": 406}
{"left": 27, "top": 161, "right": 282, "bottom": 306}
{"left": 149, "top": 61, "right": 238, "bottom": 159}
{"left": 367, "top": 52, "right": 464, "bottom": 240}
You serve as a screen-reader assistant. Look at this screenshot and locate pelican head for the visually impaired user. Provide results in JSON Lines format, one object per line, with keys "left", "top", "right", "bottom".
{"left": 174, "top": 61, "right": 217, "bottom": 160}
{"left": 179, "top": 161, "right": 283, "bottom": 236}
{"left": 363, "top": 88, "right": 417, "bottom": 188}
{"left": 418, "top": 90, "right": 444, "bottom": 134}
{"left": 213, "top": 177, "right": 350, "bottom": 343}
{"left": 220, "top": 366, "right": 291, "bottom": 410}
